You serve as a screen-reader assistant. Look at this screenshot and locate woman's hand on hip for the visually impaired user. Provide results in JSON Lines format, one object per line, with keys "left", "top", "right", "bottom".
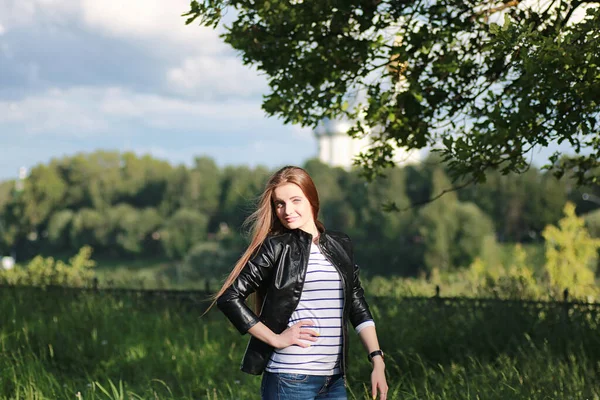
{"left": 274, "top": 320, "right": 319, "bottom": 349}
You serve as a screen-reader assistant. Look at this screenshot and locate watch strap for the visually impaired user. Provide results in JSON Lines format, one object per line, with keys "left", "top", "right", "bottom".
{"left": 368, "top": 349, "right": 384, "bottom": 362}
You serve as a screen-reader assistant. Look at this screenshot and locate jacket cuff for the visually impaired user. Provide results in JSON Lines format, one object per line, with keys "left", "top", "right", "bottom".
{"left": 355, "top": 320, "right": 375, "bottom": 334}
{"left": 217, "top": 296, "right": 260, "bottom": 335}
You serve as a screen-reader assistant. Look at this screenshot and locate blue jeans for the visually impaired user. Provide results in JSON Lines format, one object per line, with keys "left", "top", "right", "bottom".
{"left": 261, "top": 371, "right": 347, "bottom": 400}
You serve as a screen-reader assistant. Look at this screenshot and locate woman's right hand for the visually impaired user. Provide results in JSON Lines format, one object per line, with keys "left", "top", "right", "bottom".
{"left": 274, "top": 320, "right": 319, "bottom": 349}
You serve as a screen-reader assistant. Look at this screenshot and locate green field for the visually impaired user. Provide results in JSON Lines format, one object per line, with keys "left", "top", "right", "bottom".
{"left": 2, "top": 286, "right": 600, "bottom": 400}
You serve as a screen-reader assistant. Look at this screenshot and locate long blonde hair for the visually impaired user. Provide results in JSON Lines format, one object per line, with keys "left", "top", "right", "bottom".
{"left": 207, "top": 166, "right": 325, "bottom": 315}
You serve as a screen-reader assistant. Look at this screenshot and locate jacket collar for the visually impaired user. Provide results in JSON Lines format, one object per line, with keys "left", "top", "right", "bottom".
{"left": 292, "top": 225, "right": 327, "bottom": 245}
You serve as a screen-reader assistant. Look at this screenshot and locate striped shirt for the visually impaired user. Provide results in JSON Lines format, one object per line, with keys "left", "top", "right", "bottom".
{"left": 266, "top": 242, "right": 375, "bottom": 376}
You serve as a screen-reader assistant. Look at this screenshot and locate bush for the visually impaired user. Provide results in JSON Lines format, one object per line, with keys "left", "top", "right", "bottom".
{"left": 0, "top": 246, "right": 96, "bottom": 287}
{"left": 183, "top": 241, "right": 232, "bottom": 289}
{"left": 468, "top": 244, "right": 542, "bottom": 300}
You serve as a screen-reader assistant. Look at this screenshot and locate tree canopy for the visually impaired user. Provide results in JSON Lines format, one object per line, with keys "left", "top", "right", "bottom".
{"left": 184, "top": 0, "right": 600, "bottom": 185}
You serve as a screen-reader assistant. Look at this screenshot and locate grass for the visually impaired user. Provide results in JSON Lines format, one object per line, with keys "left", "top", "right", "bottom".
{"left": 2, "top": 286, "right": 600, "bottom": 399}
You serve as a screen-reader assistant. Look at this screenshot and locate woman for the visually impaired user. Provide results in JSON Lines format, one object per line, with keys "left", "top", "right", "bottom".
{"left": 213, "top": 166, "right": 388, "bottom": 400}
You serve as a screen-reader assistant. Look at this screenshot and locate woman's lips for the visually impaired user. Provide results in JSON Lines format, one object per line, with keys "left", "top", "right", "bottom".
{"left": 285, "top": 217, "right": 298, "bottom": 223}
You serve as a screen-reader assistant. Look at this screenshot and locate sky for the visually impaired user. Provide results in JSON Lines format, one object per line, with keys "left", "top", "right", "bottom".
{"left": 0, "top": 0, "right": 587, "bottom": 182}
{"left": 0, "top": 0, "right": 317, "bottom": 181}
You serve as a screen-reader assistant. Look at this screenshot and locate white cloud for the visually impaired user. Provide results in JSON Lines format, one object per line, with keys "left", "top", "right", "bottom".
{"left": 80, "top": 0, "right": 224, "bottom": 52}
{"left": 99, "top": 87, "right": 266, "bottom": 129}
{"left": 166, "top": 56, "right": 267, "bottom": 97}
{"left": 0, "top": 87, "right": 109, "bottom": 136}
{"left": 0, "top": 0, "right": 317, "bottom": 180}
{"left": 129, "top": 137, "right": 317, "bottom": 171}
{"left": 0, "top": 86, "right": 268, "bottom": 136}
{"left": 0, "top": 0, "right": 79, "bottom": 32}
{"left": 0, "top": 0, "right": 224, "bottom": 54}
{"left": 129, "top": 143, "right": 274, "bottom": 168}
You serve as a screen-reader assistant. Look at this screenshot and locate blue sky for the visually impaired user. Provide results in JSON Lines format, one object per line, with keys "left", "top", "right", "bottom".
{"left": 0, "top": 0, "right": 316, "bottom": 181}
{"left": 0, "top": 0, "right": 584, "bottom": 182}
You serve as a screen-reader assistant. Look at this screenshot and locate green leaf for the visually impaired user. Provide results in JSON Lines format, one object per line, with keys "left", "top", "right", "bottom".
{"left": 502, "top": 14, "right": 511, "bottom": 31}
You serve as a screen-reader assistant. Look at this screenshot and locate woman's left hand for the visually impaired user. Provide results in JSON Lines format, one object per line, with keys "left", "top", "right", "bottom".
{"left": 371, "top": 358, "right": 388, "bottom": 399}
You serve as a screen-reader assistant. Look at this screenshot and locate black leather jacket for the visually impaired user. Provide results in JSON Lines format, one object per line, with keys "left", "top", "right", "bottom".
{"left": 217, "top": 227, "right": 374, "bottom": 375}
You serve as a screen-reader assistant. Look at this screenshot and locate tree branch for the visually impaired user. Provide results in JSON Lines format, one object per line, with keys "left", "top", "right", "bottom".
{"left": 471, "top": 0, "right": 521, "bottom": 22}
{"left": 392, "top": 174, "right": 479, "bottom": 212}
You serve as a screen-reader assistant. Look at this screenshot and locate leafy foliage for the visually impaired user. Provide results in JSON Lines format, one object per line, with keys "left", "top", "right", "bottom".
{"left": 161, "top": 208, "right": 210, "bottom": 260}
{"left": 183, "top": 241, "right": 234, "bottom": 290}
{"left": 47, "top": 209, "right": 75, "bottom": 251}
{"left": 468, "top": 244, "right": 542, "bottom": 299}
{"left": 543, "top": 202, "right": 600, "bottom": 296}
{"left": 185, "top": 0, "right": 600, "bottom": 185}
{"left": 417, "top": 169, "right": 496, "bottom": 273}
{"left": 584, "top": 208, "right": 600, "bottom": 238}
{"left": 0, "top": 246, "right": 95, "bottom": 287}
{"left": 0, "top": 151, "right": 596, "bottom": 278}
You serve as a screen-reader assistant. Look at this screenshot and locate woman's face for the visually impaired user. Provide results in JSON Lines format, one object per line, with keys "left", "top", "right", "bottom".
{"left": 272, "top": 183, "right": 316, "bottom": 234}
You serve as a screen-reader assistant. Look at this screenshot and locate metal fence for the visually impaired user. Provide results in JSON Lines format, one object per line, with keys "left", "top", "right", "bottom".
{"left": 3, "top": 282, "right": 600, "bottom": 321}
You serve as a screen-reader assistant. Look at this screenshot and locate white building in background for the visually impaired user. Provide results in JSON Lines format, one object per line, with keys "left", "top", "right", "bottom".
{"left": 1, "top": 256, "right": 15, "bottom": 270}
{"left": 314, "top": 118, "right": 422, "bottom": 169}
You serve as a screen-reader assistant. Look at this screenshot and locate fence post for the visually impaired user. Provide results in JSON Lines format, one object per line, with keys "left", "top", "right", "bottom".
{"left": 563, "top": 288, "right": 570, "bottom": 323}
{"left": 434, "top": 285, "right": 443, "bottom": 309}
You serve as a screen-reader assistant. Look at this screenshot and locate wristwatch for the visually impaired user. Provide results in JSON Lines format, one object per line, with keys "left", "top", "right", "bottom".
{"left": 368, "top": 349, "right": 384, "bottom": 363}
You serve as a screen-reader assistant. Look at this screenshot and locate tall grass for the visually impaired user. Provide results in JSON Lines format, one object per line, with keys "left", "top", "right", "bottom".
{"left": 2, "top": 287, "right": 599, "bottom": 399}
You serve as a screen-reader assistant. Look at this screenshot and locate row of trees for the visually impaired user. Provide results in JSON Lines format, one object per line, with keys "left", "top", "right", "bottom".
{"left": 0, "top": 151, "right": 598, "bottom": 277}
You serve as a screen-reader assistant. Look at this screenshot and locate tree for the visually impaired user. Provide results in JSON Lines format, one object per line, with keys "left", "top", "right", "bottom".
{"left": 54, "top": 152, "right": 121, "bottom": 210}
{"left": 70, "top": 209, "right": 110, "bottom": 251}
{"left": 417, "top": 169, "right": 460, "bottom": 273}
{"left": 216, "top": 166, "right": 271, "bottom": 230}
{"left": 20, "top": 164, "right": 67, "bottom": 228}
{"left": 191, "top": 156, "right": 222, "bottom": 216}
{"left": 161, "top": 208, "right": 210, "bottom": 260}
{"left": 416, "top": 168, "right": 496, "bottom": 273}
{"left": 47, "top": 209, "right": 75, "bottom": 251}
{"left": 119, "top": 152, "right": 172, "bottom": 209}
{"left": 185, "top": 0, "right": 600, "bottom": 185}
{"left": 451, "top": 202, "right": 496, "bottom": 267}
{"left": 106, "top": 204, "right": 162, "bottom": 256}
{"left": 542, "top": 202, "right": 600, "bottom": 297}
{"left": 458, "top": 168, "right": 567, "bottom": 241}
{"left": 584, "top": 208, "right": 600, "bottom": 238}
{"left": 0, "top": 181, "right": 13, "bottom": 214}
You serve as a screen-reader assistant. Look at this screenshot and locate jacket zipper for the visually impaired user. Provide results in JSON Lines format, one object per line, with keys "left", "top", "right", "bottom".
{"left": 316, "top": 238, "right": 348, "bottom": 384}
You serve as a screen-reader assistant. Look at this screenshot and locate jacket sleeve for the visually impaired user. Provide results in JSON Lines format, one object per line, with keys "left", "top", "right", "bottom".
{"left": 340, "top": 233, "right": 374, "bottom": 328}
{"left": 216, "top": 239, "right": 277, "bottom": 335}
{"left": 349, "top": 262, "right": 375, "bottom": 329}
